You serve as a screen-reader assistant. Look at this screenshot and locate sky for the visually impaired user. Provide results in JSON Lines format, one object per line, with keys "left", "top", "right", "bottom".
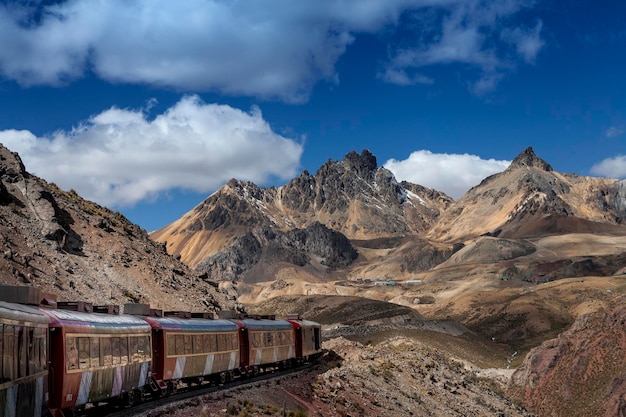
{"left": 0, "top": 0, "right": 625, "bottom": 232}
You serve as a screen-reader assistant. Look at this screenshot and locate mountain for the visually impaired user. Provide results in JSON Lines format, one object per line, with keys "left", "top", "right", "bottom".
{"left": 151, "top": 149, "right": 452, "bottom": 270}
{"left": 428, "top": 147, "right": 626, "bottom": 242}
{"left": 0, "top": 145, "right": 232, "bottom": 312}
{"left": 149, "top": 145, "right": 626, "bottom": 417}
{"left": 152, "top": 147, "right": 626, "bottom": 293}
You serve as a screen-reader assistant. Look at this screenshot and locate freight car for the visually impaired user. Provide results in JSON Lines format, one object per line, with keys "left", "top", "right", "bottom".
{"left": 0, "top": 286, "right": 323, "bottom": 417}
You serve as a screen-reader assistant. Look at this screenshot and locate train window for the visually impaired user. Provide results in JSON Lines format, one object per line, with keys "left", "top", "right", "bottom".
{"left": 203, "top": 334, "right": 216, "bottom": 353}
{"left": 201, "top": 334, "right": 209, "bottom": 353}
{"left": 251, "top": 332, "right": 261, "bottom": 349}
{"left": 28, "top": 328, "right": 36, "bottom": 375}
{"left": 78, "top": 337, "right": 90, "bottom": 369}
{"left": 143, "top": 336, "right": 151, "bottom": 360}
{"left": 193, "top": 334, "right": 203, "bottom": 354}
{"left": 229, "top": 334, "right": 237, "bottom": 351}
{"left": 120, "top": 337, "right": 129, "bottom": 365}
{"left": 265, "top": 332, "right": 274, "bottom": 347}
{"left": 17, "top": 327, "right": 26, "bottom": 378}
{"left": 66, "top": 337, "right": 78, "bottom": 370}
{"left": 90, "top": 337, "right": 100, "bottom": 367}
{"left": 166, "top": 334, "right": 175, "bottom": 356}
{"left": 111, "top": 337, "right": 121, "bottom": 365}
{"left": 135, "top": 336, "right": 148, "bottom": 361}
{"left": 175, "top": 334, "right": 185, "bottom": 356}
{"left": 129, "top": 336, "right": 139, "bottom": 363}
{"left": 38, "top": 327, "right": 47, "bottom": 372}
{"left": 2, "top": 325, "right": 15, "bottom": 382}
{"left": 216, "top": 333, "right": 225, "bottom": 351}
{"left": 183, "top": 334, "right": 193, "bottom": 355}
{"left": 101, "top": 337, "right": 112, "bottom": 366}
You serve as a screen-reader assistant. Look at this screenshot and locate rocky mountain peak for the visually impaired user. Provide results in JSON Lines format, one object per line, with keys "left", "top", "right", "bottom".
{"left": 342, "top": 149, "right": 377, "bottom": 181}
{"left": 0, "top": 146, "right": 29, "bottom": 181}
{"left": 508, "top": 146, "right": 553, "bottom": 171}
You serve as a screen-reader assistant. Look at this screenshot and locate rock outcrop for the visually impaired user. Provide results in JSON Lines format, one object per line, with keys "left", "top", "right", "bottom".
{"left": 196, "top": 222, "right": 358, "bottom": 282}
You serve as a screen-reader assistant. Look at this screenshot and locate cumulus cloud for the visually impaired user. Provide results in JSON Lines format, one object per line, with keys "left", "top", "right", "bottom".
{"left": 0, "top": 95, "right": 303, "bottom": 207}
{"left": 0, "top": 0, "right": 542, "bottom": 101}
{"left": 384, "top": 150, "right": 510, "bottom": 199}
{"left": 590, "top": 155, "right": 626, "bottom": 178}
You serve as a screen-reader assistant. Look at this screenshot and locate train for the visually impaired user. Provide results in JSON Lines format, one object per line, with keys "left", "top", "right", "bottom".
{"left": 0, "top": 286, "right": 322, "bottom": 417}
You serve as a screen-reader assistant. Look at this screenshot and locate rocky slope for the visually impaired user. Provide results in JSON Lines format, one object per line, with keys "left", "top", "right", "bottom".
{"left": 508, "top": 294, "right": 626, "bottom": 417}
{"left": 0, "top": 145, "right": 233, "bottom": 312}
{"left": 143, "top": 336, "right": 536, "bottom": 417}
{"left": 195, "top": 221, "right": 358, "bottom": 283}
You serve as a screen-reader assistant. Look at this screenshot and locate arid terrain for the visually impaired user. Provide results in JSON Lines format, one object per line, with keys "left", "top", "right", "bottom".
{"left": 1, "top": 144, "right": 626, "bottom": 416}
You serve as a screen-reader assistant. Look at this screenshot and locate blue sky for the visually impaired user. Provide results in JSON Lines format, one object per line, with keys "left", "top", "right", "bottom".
{"left": 0, "top": 0, "right": 625, "bottom": 232}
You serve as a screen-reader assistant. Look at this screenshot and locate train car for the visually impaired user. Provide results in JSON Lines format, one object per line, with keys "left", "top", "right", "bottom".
{"left": 234, "top": 317, "right": 296, "bottom": 373}
{"left": 40, "top": 307, "right": 152, "bottom": 414}
{"left": 287, "top": 315, "right": 322, "bottom": 363}
{"left": 142, "top": 315, "right": 240, "bottom": 389}
{"left": 0, "top": 301, "right": 50, "bottom": 417}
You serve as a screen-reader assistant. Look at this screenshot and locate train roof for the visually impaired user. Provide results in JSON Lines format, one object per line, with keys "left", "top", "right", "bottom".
{"left": 39, "top": 308, "right": 151, "bottom": 333}
{"left": 287, "top": 319, "right": 321, "bottom": 328}
{"left": 143, "top": 316, "right": 239, "bottom": 332}
{"left": 0, "top": 301, "right": 50, "bottom": 325}
{"left": 234, "top": 319, "right": 293, "bottom": 331}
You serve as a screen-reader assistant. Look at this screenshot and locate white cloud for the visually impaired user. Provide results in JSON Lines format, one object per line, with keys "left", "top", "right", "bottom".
{"left": 590, "top": 155, "right": 626, "bottom": 178}
{"left": 502, "top": 20, "right": 544, "bottom": 64}
{"left": 0, "top": 95, "right": 303, "bottom": 207}
{"left": 382, "top": 1, "right": 544, "bottom": 95}
{"left": 0, "top": 0, "right": 542, "bottom": 101}
{"left": 384, "top": 150, "right": 510, "bottom": 199}
{"left": 378, "top": 68, "right": 434, "bottom": 85}
{"left": 605, "top": 126, "right": 625, "bottom": 138}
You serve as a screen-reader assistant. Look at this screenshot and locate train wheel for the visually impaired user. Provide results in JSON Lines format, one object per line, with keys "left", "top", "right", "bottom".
{"left": 125, "top": 390, "right": 136, "bottom": 407}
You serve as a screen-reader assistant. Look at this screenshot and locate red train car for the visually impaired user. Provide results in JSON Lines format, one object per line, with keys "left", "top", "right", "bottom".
{"left": 40, "top": 308, "right": 152, "bottom": 415}
{"left": 234, "top": 318, "right": 296, "bottom": 373}
{"left": 0, "top": 301, "right": 50, "bottom": 417}
{"left": 143, "top": 315, "right": 240, "bottom": 389}
{"left": 287, "top": 315, "right": 322, "bottom": 363}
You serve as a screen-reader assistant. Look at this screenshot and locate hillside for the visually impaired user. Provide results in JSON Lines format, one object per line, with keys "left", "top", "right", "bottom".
{"left": 509, "top": 294, "right": 626, "bottom": 417}
{"left": 0, "top": 145, "right": 233, "bottom": 312}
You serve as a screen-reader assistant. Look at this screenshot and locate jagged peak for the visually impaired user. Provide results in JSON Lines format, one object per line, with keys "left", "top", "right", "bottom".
{"left": 508, "top": 147, "right": 553, "bottom": 171}
{"left": 343, "top": 149, "right": 378, "bottom": 181}
{"left": 0, "top": 145, "right": 29, "bottom": 179}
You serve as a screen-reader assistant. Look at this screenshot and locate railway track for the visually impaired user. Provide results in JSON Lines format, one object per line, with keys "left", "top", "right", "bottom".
{"left": 82, "top": 362, "right": 317, "bottom": 417}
